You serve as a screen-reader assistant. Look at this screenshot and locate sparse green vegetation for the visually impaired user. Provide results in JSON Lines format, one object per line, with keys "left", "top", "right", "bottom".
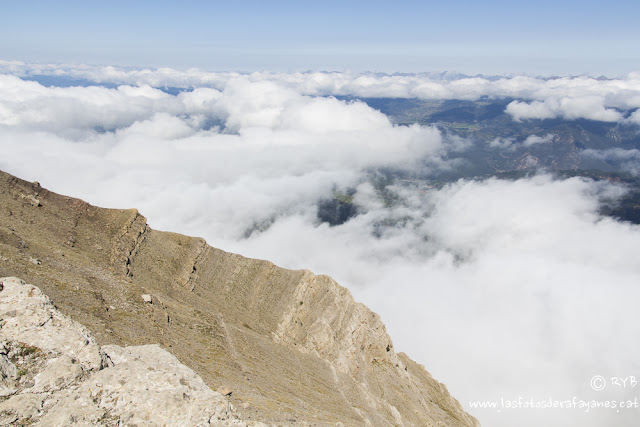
{"left": 18, "top": 343, "right": 40, "bottom": 357}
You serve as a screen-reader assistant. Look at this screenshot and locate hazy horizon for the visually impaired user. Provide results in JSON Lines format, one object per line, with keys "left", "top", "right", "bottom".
{"left": 3, "top": 0, "right": 640, "bottom": 77}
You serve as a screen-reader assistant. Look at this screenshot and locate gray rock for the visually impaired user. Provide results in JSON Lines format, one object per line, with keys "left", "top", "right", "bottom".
{"left": 31, "top": 354, "right": 83, "bottom": 393}
{"left": 0, "top": 277, "right": 103, "bottom": 372}
{"left": 0, "top": 277, "right": 266, "bottom": 427}
{"left": 0, "top": 354, "right": 17, "bottom": 380}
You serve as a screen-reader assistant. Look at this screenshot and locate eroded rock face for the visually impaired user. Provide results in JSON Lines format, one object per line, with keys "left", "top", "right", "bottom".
{"left": 0, "top": 277, "right": 265, "bottom": 426}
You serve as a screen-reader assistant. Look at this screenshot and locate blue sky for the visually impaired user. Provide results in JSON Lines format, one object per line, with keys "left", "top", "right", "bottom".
{"left": 2, "top": 0, "right": 639, "bottom": 75}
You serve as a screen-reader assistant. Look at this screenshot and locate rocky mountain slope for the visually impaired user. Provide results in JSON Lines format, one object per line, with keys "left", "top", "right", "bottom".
{"left": 0, "top": 170, "right": 478, "bottom": 426}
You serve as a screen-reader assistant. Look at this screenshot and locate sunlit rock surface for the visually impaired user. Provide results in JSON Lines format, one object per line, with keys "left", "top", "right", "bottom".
{"left": 0, "top": 277, "right": 264, "bottom": 426}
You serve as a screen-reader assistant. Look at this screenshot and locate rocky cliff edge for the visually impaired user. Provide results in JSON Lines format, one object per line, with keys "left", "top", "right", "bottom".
{"left": 0, "top": 170, "right": 479, "bottom": 426}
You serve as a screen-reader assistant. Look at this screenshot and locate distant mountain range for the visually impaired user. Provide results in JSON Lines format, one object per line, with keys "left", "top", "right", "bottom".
{"left": 342, "top": 97, "right": 640, "bottom": 176}
{"left": 323, "top": 96, "right": 640, "bottom": 225}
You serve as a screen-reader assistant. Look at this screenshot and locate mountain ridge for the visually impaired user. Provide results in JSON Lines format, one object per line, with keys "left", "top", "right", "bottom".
{"left": 0, "top": 169, "right": 478, "bottom": 426}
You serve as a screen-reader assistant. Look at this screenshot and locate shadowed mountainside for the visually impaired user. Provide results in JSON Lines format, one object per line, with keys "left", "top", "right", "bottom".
{"left": 0, "top": 169, "right": 478, "bottom": 426}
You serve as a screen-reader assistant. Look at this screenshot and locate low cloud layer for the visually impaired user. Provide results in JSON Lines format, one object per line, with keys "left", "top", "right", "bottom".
{"left": 489, "top": 133, "right": 555, "bottom": 151}
{"left": 582, "top": 148, "right": 640, "bottom": 176}
{"left": 506, "top": 97, "right": 624, "bottom": 122}
{"left": 1, "top": 65, "right": 640, "bottom": 426}
{"left": 0, "top": 73, "right": 449, "bottom": 244}
{"left": 3, "top": 61, "right": 640, "bottom": 124}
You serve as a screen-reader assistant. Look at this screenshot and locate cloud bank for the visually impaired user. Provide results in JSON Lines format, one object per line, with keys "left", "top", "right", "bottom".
{"left": 1, "top": 65, "right": 640, "bottom": 426}
{"left": 582, "top": 148, "right": 640, "bottom": 176}
{"left": 3, "top": 61, "right": 640, "bottom": 124}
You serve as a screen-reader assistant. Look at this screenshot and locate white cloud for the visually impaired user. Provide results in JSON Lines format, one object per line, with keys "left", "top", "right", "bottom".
{"left": 4, "top": 62, "right": 640, "bottom": 124}
{"left": 489, "top": 136, "right": 516, "bottom": 149}
{"left": 523, "top": 133, "right": 554, "bottom": 146}
{"left": 0, "top": 74, "right": 447, "bottom": 238}
{"left": 506, "top": 97, "right": 624, "bottom": 122}
{"left": 0, "top": 75, "right": 184, "bottom": 138}
{"left": 489, "top": 134, "right": 554, "bottom": 151}
{"left": 582, "top": 148, "right": 640, "bottom": 176}
{"left": 628, "top": 109, "right": 640, "bottom": 125}
{"left": 505, "top": 99, "right": 558, "bottom": 120}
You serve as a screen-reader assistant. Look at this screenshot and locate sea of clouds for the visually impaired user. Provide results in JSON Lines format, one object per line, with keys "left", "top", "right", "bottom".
{"left": 1, "top": 62, "right": 640, "bottom": 426}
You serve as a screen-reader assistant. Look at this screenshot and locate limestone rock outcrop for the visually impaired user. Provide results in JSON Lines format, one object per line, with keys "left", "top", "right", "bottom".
{"left": 0, "top": 169, "right": 479, "bottom": 426}
{"left": 0, "top": 277, "right": 264, "bottom": 426}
